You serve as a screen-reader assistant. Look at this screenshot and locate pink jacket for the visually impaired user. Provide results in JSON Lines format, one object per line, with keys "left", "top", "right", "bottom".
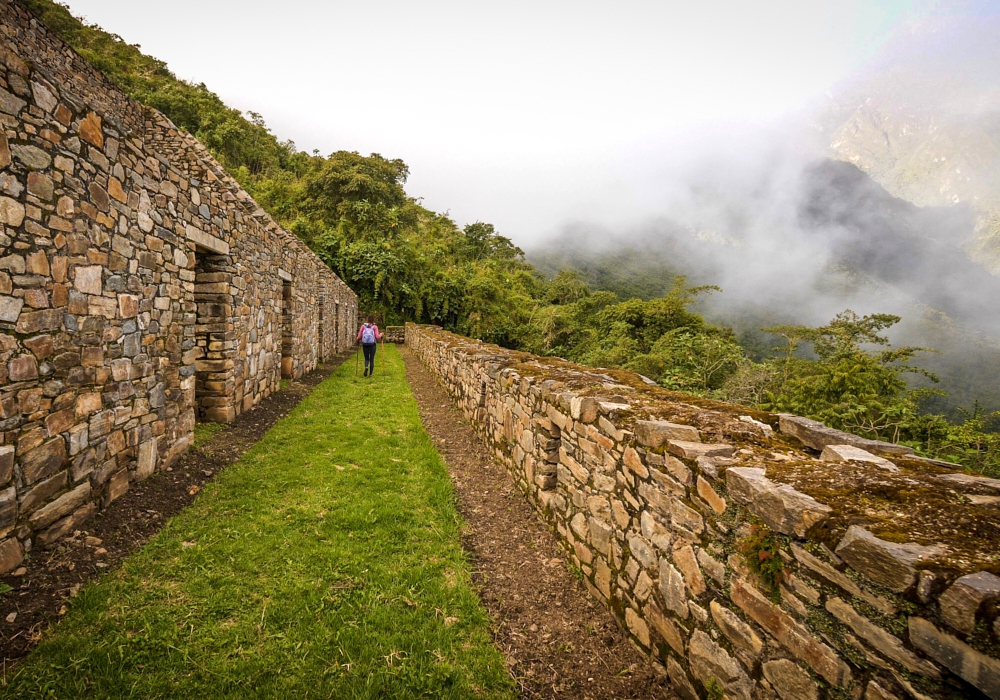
{"left": 357, "top": 323, "right": 383, "bottom": 343}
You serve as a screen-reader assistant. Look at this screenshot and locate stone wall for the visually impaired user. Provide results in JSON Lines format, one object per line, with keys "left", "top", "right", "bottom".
{"left": 407, "top": 324, "right": 1000, "bottom": 700}
{"left": 383, "top": 325, "right": 405, "bottom": 343}
{"left": 0, "top": 0, "right": 357, "bottom": 572}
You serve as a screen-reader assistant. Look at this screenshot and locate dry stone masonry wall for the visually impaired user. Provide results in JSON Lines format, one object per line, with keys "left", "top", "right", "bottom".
{"left": 0, "top": 0, "right": 356, "bottom": 572}
{"left": 407, "top": 324, "right": 1000, "bottom": 700}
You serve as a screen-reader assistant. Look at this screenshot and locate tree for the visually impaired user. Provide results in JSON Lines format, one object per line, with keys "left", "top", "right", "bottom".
{"left": 763, "top": 311, "right": 937, "bottom": 442}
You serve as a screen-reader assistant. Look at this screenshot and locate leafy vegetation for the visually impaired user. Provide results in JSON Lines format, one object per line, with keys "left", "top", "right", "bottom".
{"left": 26, "top": 0, "right": 997, "bottom": 475}
{"left": 737, "top": 525, "right": 785, "bottom": 603}
{"left": 2, "top": 347, "right": 516, "bottom": 699}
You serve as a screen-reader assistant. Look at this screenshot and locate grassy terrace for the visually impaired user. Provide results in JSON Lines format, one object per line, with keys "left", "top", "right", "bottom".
{"left": 3, "top": 346, "right": 515, "bottom": 699}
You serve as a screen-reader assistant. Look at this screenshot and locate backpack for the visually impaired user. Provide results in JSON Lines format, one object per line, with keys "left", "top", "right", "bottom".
{"left": 361, "top": 324, "right": 376, "bottom": 344}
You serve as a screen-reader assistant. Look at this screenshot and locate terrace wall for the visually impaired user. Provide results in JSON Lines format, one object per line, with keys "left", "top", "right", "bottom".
{"left": 407, "top": 323, "right": 1000, "bottom": 700}
{"left": 0, "top": 0, "right": 356, "bottom": 570}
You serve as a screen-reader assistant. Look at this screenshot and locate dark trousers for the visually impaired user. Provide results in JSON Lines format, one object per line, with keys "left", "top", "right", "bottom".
{"left": 362, "top": 343, "right": 377, "bottom": 374}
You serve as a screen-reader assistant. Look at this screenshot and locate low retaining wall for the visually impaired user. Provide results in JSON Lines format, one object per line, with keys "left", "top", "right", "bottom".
{"left": 383, "top": 326, "right": 405, "bottom": 343}
{"left": 407, "top": 323, "right": 1000, "bottom": 700}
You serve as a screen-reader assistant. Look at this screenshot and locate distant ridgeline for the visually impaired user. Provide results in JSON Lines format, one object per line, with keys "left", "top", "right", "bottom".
{"left": 408, "top": 323, "right": 1000, "bottom": 700}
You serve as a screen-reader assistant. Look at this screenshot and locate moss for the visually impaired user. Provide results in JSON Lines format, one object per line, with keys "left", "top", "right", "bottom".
{"left": 966, "top": 617, "right": 1000, "bottom": 658}
{"left": 704, "top": 677, "right": 725, "bottom": 699}
{"left": 762, "top": 458, "right": 1000, "bottom": 576}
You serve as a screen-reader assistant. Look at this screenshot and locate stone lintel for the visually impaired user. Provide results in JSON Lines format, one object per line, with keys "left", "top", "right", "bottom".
{"left": 186, "top": 225, "right": 230, "bottom": 255}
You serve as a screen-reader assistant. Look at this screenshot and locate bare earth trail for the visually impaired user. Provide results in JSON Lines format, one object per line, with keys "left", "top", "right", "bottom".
{"left": 401, "top": 346, "right": 674, "bottom": 700}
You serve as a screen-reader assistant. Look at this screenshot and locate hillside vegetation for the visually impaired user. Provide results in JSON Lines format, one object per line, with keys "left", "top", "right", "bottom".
{"left": 24, "top": 0, "right": 997, "bottom": 475}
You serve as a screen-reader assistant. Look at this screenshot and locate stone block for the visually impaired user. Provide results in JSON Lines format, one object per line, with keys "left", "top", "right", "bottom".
{"left": 0, "top": 295, "right": 23, "bottom": 322}
{"left": 938, "top": 571, "right": 1000, "bottom": 636}
{"left": 79, "top": 112, "right": 104, "bottom": 148}
{"left": 670, "top": 499, "right": 704, "bottom": 534}
{"left": 865, "top": 681, "right": 902, "bottom": 700}
{"left": 17, "top": 470, "right": 67, "bottom": 515}
{"left": 666, "top": 656, "right": 699, "bottom": 700}
{"left": 935, "top": 472, "right": 1000, "bottom": 493}
{"left": 762, "top": 659, "right": 818, "bottom": 700}
{"left": 909, "top": 617, "right": 1000, "bottom": 699}
{"left": 0, "top": 197, "right": 25, "bottom": 227}
{"left": 569, "top": 396, "right": 598, "bottom": 423}
{"left": 835, "top": 525, "right": 946, "bottom": 593}
{"left": 696, "top": 475, "right": 726, "bottom": 514}
{"left": 105, "top": 468, "right": 130, "bottom": 505}
{"left": 645, "top": 601, "right": 686, "bottom": 656}
{"left": 136, "top": 439, "right": 157, "bottom": 480}
{"left": 628, "top": 533, "right": 658, "bottom": 569}
{"left": 623, "top": 447, "right": 648, "bottom": 478}
{"left": 666, "top": 440, "right": 734, "bottom": 460}
{"left": 0, "top": 445, "right": 14, "bottom": 485}
{"left": 778, "top": 414, "right": 913, "bottom": 456}
{"left": 640, "top": 510, "right": 672, "bottom": 551}
{"left": 730, "top": 577, "right": 852, "bottom": 686}
{"left": 625, "top": 607, "right": 650, "bottom": 647}
{"left": 825, "top": 597, "right": 939, "bottom": 676}
{"left": 0, "top": 537, "right": 24, "bottom": 574}
{"left": 21, "top": 437, "right": 67, "bottom": 484}
{"left": 710, "top": 600, "right": 762, "bottom": 654}
{"left": 662, "top": 455, "right": 692, "bottom": 484}
{"left": 673, "top": 544, "right": 706, "bottom": 596}
{"left": 790, "top": 543, "right": 896, "bottom": 615}
{"left": 37, "top": 502, "right": 97, "bottom": 547}
{"left": 726, "top": 467, "right": 831, "bottom": 537}
{"left": 27, "top": 481, "right": 91, "bottom": 531}
{"left": 697, "top": 548, "right": 725, "bottom": 584}
{"left": 75, "top": 391, "right": 103, "bottom": 418}
{"left": 688, "top": 630, "right": 753, "bottom": 700}
{"left": 634, "top": 420, "right": 700, "bottom": 448}
{"left": 0, "top": 486, "right": 15, "bottom": 536}
{"left": 74, "top": 265, "right": 103, "bottom": 295}
{"left": 821, "top": 444, "right": 898, "bottom": 472}
{"left": 659, "top": 558, "right": 689, "bottom": 618}
{"left": 8, "top": 355, "right": 38, "bottom": 381}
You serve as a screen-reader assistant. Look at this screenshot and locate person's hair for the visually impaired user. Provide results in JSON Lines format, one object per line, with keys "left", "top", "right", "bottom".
{"left": 366, "top": 315, "right": 374, "bottom": 324}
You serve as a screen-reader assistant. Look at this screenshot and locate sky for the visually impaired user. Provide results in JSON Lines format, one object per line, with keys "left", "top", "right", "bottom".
{"left": 62, "top": 0, "right": 939, "bottom": 243}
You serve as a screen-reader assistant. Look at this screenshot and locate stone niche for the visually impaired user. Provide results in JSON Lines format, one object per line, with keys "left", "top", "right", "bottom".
{"left": 407, "top": 323, "right": 1000, "bottom": 700}
{"left": 0, "top": 0, "right": 357, "bottom": 568}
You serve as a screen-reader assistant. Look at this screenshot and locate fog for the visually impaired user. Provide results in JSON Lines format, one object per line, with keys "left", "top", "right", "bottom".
{"left": 60, "top": 0, "right": 926, "bottom": 240}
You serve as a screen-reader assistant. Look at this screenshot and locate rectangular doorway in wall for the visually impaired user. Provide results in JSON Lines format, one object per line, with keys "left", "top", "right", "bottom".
{"left": 334, "top": 302, "right": 340, "bottom": 353}
{"left": 193, "top": 247, "right": 236, "bottom": 423}
{"left": 318, "top": 297, "right": 326, "bottom": 362}
{"left": 281, "top": 278, "right": 293, "bottom": 379}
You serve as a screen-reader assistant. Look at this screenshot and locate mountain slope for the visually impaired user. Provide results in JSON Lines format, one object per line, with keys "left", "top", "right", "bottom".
{"left": 818, "top": 18, "right": 1000, "bottom": 274}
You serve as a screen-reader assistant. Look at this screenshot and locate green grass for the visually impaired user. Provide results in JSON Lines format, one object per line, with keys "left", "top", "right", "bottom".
{"left": 192, "top": 422, "right": 226, "bottom": 449}
{"left": 3, "top": 345, "right": 515, "bottom": 699}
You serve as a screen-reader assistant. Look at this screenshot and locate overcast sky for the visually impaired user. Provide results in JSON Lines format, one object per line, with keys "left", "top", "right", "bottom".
{"left": 61, "top": 0, "right": 962, "bottom": 243}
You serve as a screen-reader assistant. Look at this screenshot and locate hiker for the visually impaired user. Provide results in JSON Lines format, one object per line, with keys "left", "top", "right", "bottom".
{"left": 357, "top": 316, "right": 383, "bottom": 377}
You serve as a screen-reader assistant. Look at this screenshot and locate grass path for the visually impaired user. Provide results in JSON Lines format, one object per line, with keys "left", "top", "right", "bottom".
{"left": 2, "top": 345, "right": 516, "bottom": 699}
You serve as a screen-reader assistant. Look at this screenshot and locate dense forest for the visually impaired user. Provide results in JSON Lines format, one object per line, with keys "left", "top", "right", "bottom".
{"left": 23, "top": 0, "right": 998, "bottom": 476}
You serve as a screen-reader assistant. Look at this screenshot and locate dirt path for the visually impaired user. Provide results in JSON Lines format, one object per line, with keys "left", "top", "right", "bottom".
{"left": 401, "top": 346, "right": 674, "bottom": 700}
{"left": 0, "top": 353, "right": 351, "bottom": 667}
